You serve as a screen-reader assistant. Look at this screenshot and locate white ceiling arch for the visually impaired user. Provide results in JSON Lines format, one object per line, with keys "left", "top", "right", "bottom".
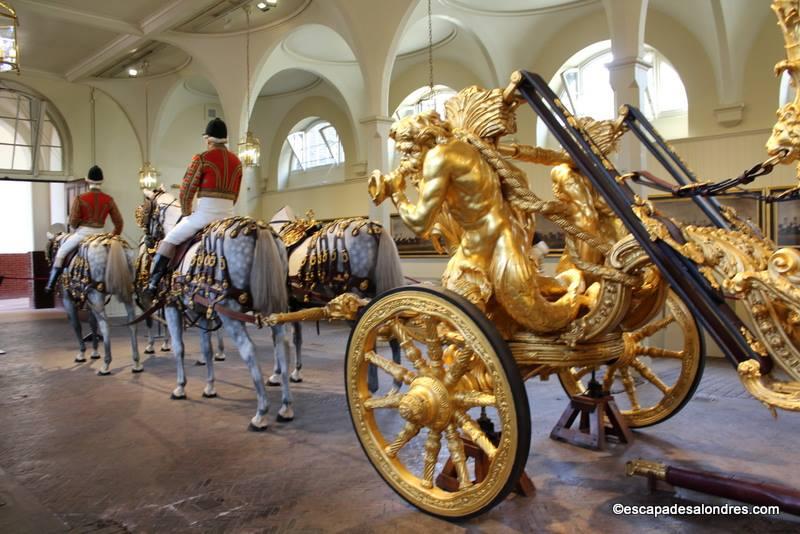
{"left": 254, "top": 65, "right": 360, "bottom": 161}
{"left": 250, "top": 22, "right": 366, "bottom": 133}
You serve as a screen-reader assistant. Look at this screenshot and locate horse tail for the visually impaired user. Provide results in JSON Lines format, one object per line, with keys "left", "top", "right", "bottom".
{"left": 251, "top": 227, "right": 288, "bottom": 315}
{"left": 375, "top": 228, "right": 404, "bottom": 294}
{"left": 105, "top": 238, "right": 133, "bottom": 303}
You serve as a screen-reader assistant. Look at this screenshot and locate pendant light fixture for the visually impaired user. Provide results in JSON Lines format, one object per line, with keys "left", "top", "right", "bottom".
{"left": 238, "top": 5, "right": 260, "bottom": 167}
{"left": 0, "top": 2, "right": 19, "bottom": 73}
{"left": 138, "top": 62, "right": 159, "bottom": 190}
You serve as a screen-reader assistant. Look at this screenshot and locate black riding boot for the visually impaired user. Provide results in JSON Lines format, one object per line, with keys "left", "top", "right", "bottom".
{"left": 44, "top": 266, "right": 63, "bottom": 293}
{"left": 147, "top": 254, "right": 171, "bottom": 294}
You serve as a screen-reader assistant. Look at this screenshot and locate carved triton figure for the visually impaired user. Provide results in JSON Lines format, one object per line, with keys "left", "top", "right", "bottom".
{"left": 370, "top": 92, "right": 593, "bottom": 335}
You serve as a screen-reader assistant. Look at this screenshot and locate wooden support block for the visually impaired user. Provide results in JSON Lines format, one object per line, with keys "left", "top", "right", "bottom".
{"left": 550, "top": 393, "right": 633, "bottom": 450}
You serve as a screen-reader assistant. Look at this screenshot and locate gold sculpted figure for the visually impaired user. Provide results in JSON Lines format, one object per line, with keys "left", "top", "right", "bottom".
{"left": 370, "top": 87, "right": 589, "bottom": 334}
{"left": 768, "top": 0, "right": 800, "bottom": 180}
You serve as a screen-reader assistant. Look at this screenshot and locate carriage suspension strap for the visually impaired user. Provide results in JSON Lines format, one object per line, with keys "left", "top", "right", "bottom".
{"left": 666, "top": 149, "right": 790, "bottom": 201}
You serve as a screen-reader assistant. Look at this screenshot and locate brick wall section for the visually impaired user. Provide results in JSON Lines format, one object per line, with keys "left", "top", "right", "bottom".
{"left": 0, "top": 253, "right": 32, "bottom": 299}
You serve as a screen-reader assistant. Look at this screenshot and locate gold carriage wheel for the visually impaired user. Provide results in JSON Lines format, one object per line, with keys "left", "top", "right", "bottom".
{"left": 345, "top": 286, "right": 531, "bottom": 519}
{"left": 558, "top": 290, "right": 704, "bottom": 428}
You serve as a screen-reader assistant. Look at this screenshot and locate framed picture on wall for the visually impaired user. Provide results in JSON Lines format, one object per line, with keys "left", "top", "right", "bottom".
{"left": 390, "top": 214, "right": 447, "bottom": 257}
{"left": 768, "top": 186, "right": 800, "bottom": 247}
{"left": 535, "top": 216, "right": 566, "bottom": 255}
{"left": 649, "top": 192, "right": 763, "bottom": 232}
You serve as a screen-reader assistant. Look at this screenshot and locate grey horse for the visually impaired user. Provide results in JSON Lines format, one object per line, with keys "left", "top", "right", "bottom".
{"left": 46, "top": 226, "right": 142, "bottom": 375}
{"left": 267, "top": 210, "right": 404, "bottom": 392}
{"left": 138, "top": 190, "right": 293, "bottom": 431}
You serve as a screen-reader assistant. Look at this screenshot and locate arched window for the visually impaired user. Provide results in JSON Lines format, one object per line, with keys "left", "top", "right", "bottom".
{"left": 0, "top": 87, "right": 65, "bottom": 174}
{"left": 542, "top": 41, "right": 688, "bottom": 143}
{"left": 285, "top": 119, "right": 343, "bottom": 171}
{"left": 278, "top": 117, "right": 345, "bottom": 190}
{"left": 393, "top": 85, "right": 457, "bottom": 121}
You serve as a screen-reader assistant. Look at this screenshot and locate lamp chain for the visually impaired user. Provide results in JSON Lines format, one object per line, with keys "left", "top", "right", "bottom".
{"left": 245, "top": 6, "right": 251, "bottom": 130}
{"left": 144, "top": 81, "right": 149, "bottom": 161}
{"left": 427, "top": 0, "right": 434, "bottom": 93}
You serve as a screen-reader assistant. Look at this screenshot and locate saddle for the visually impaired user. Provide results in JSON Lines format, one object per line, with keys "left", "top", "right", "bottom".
{"left": 168, "top": 231, "right": 204, "bottom": 270}
{"left": 279, "top": 217, "right": 322, "bottom": 256}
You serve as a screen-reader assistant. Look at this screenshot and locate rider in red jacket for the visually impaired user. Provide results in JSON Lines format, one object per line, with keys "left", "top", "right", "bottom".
{"left": 45, "top": 165, "right": 124, "bottom": 292}
{"left": 147, "top": 118, "right": 242, "bottom": 292}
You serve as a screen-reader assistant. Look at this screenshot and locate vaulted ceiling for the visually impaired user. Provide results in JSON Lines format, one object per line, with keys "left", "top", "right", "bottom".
{"left": 11, "top": 0, "right": 309, "bottom": 80}
{"left": 6, "top": 0, "right": 783, "bottom": 108}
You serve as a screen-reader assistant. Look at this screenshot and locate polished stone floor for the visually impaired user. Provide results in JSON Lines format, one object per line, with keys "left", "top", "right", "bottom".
{"left": 0, "top": 308, "right": 798, "bottom": 533}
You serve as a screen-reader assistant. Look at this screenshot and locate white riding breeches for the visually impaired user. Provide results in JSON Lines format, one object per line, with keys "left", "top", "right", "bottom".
{"left": 163, "top": 197, "right": 234, "bottom": 246}
{"left": 55, "top": 226, "right": 105, "bottom": 266}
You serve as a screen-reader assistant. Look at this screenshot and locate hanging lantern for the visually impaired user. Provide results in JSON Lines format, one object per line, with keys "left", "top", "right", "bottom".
{"left": 237, "top": 6, "right": 260, "bottom": 168}
{"left": 238, "top": 130, "right": 260, "bottom": 167}
{"left": 138, "top": 161, "right": 159, "bottom": 190}
{"left": 0, "top": 2, "right": 19, "bottom": 73}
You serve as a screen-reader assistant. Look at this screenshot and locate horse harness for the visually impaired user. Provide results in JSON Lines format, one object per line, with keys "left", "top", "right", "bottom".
{"left": 53, "top": 233, "right": 130, "bottom": 306}
{"left": 291, "top": 217, "right": 382, "bottom": 307}
{"left": 159, "top": 217, "right": 274, "bottom": 328}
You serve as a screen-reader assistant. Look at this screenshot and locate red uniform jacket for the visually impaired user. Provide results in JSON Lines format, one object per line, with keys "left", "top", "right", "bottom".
{"left": 180, "top": 147, "right": 243, "bottom": 216}
{"left": 68, "top": 189, "right": 123, "bottom": 235}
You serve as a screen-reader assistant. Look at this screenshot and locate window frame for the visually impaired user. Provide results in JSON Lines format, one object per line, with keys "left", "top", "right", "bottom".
{"left": 0, "top": 87, "right": 66, "bottom": 176}
{"left": 286, "top": 119, "right": 344, "bottom": 173}
{"left": 556, "top": 43, "right": 687, "bottom": 122}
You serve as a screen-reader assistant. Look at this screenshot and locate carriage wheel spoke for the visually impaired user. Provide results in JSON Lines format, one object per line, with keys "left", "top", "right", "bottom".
{"left": 572, "top": 366, "right": 594, "bottom": 382}
{"left": 390, "top": 320, "right": 430, "bottom": 373}
{"left": 629, "top": 316, "right": 675, "bottom": 342}
{"left": 385, "top": 421, "right": 421, "bottom": 458}
{"left": 620, "top": 367, "right": 641, "bottom": 410}
{"left": 443, "top": 348, "right": 475, "bottom": 388}
{"left": 423, "top": 315, "right": 444, "bottom": 364}
{"left": 366, "top": 350, "right": 415, "bottom": 385}
{"left": 636, "top": 346, "right": 685, "bottom": 360}
{"left": 631, "top": 359, "right": 670, "bottom": 395}
{"left": 364, "top": 393, "right": 403, "bottom": 410}
{"left": 452, "top": 392, "right": 496, "bottom": 408}
{"left": 444, "top": 424, "right": 472, "bottom": 489}
{"left": 421, "top": 430, "right": 442, "bottom": 489}
{"left": 602, "top": 367, "right": 617, "bottom": 393}
{"left": 454, "top": 411, "right": 497, "bottom": 460}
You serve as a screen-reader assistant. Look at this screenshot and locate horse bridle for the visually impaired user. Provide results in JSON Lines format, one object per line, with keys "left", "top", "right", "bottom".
{"left": 142, "top": 189, "right": 180, "bottom": 249}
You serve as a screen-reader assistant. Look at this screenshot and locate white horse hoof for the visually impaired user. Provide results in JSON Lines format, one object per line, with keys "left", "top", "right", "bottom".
{"left": 214, "top": 352, "right": 226, "bottom": 361}
{"left": 90, "top": 352, "right": 101, "bottom": 360}
{"left": 267, "top": 374, "right": 281, "bottom": 387}
{"left": 248, "top": 414, "right": 269, "bottom": 431}
{"left": 194, "top": 359, "right": 206, "bottom": 366}
{"left": 75, "top": 353, "right": 87, "bottom": 363}
{"left": 290, "top": 370, "right": 303, "bottom": 383}
{"left": 97, "top": 363, "right": 111, "bottom": 376}
{"left": 202, "top": 384, "right": 217, "bottom": 398}
{"left": 160, "top": 343, "right": 171, "bottom": 352}
{"left": 171, "top": 386, "right": 186, "bottom": 400}
{"left": 277, "top": 404, "right": 294, "bottom": 422}
{"left": 131, "top": 362, "right": 144, "bottom": 374}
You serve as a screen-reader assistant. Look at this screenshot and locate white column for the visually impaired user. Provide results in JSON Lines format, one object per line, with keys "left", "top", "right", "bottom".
{"left": 603, "top": 0, "right": 649, "bottom": 174}
{"left": 607, "top": 57, "right": 650, "bottom": 173}
{"left": 360, "top": 115, "right": 394, "bottom": 232}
